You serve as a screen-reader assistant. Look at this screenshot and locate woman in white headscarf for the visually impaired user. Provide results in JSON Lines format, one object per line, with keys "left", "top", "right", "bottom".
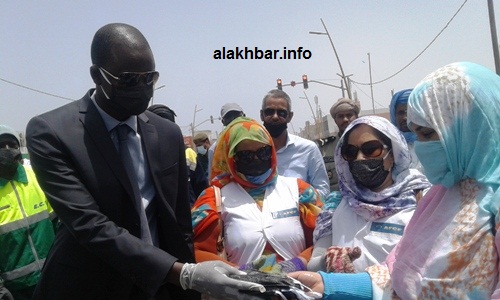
{"left": 290, "top": 62, "right": 500, "bottom": 299}
{"left": 308, "top": 116, "right": 430, "bottom": 273}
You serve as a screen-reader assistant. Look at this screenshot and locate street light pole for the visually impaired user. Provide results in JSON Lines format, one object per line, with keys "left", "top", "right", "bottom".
{"left": 191, "top": 105, "right": 202, "bottom": 137}
{"left": 150, "top": 84, "right": 166, "bottom": 105}
{"left": 309, "top": 18, "right": 352, "bottom": 99}
{"left": 337, "top": 73, "right": 353, "bottom": 98}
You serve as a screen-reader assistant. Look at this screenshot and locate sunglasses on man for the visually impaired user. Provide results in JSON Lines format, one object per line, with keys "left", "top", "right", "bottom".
{"left": 263, "top": 108, "right": 288, "bottom": 119}
{"left": 99, "top": 66, "right": 160, "bottom": 88}
{"left": 341, "top": 140, "right": 390, "bottom": 162}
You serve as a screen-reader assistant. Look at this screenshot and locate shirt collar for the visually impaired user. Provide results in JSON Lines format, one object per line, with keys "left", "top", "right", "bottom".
{"left": 0, "top": 164, "right": 28, "bottom": 188}
{"left": 90, "top": 90, "right": 138, "bottom": 133}
{"left": 276, "top": 133, "right": 294, "bottom": 154}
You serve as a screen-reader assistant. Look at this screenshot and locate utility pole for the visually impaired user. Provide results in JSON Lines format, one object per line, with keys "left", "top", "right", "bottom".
{"left": 191, "top": 105, "right": 202, "bottom": 138}
{"left": 314, "top": 95, "right": 322, "bottom": 139}
{"left": 367, "top": 52, "right": 375, "bottom": 114}
{"left": 300, "top": 92, "right": 319, "bottom": 139}
{"left": 337, "top": 73, "right": 353, "bottom": 99}
{"left": 488, "top": 0, "right": 500, "bottom": 74}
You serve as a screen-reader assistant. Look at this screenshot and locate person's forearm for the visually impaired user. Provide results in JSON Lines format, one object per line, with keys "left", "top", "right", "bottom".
{"left": 320, "top": 272, "right": 372, "bottom": 299}
{"left": 165, "top": 262, "right": 183, "bottom": 286}
{"left": 195, "top": 249, "right": 237, "bottom": 267}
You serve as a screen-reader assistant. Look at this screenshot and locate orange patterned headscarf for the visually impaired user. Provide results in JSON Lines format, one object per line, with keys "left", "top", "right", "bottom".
{"left": 210, "top": 117, "right": 278, "bottom": 189}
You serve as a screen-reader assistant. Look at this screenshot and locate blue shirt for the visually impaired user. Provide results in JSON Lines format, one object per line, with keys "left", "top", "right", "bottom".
{"left": 276, "top": 134, "right": 330, "bottom": 199}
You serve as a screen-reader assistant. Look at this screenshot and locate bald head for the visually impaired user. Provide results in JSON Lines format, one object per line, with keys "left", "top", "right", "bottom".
{"left": 91, "top": 23, "right": 153, "bottom": 68}
{"left": 89, "top": 23, "right": 156, "bottom": 121}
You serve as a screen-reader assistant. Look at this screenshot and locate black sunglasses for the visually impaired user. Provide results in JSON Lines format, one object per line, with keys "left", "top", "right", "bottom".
{"left": 341, "top": 140, "right": 389, "bottom": 162}
{"left": 99, "top": 67, "right": 160, "bottom": 88}
{"left": 235, "top": 145, "right": 272, "bottom": 163}
{"left": 263, "top": 108, "right": 288, "bottom": 119}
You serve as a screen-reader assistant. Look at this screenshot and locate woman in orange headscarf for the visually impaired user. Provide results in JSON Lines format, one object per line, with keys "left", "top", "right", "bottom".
{"left": 191, "top": 117, "right": 321, "bottom": 272}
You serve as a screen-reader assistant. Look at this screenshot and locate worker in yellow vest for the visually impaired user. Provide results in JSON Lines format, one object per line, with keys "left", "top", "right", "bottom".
{"left": 0, "top": 125, "right": 57, "bottom": 300}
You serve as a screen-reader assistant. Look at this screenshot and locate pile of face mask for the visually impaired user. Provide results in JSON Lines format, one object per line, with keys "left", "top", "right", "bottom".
{"left": 230, "top": 271, "right": 322, "bottom": 300}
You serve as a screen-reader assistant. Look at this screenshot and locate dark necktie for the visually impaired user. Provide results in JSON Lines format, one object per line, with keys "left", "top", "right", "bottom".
{"left": 115, "top": 124, "right": 153, "bottom": 244}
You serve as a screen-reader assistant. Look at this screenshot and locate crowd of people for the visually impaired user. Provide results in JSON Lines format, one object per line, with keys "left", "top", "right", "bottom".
{"left": 2, "top": 22, "right": 500, "bottom": 300}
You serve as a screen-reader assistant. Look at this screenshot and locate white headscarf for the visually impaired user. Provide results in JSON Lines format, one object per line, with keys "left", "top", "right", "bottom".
{"left": 335, "top": 116, "right": 430, "bottom": 221}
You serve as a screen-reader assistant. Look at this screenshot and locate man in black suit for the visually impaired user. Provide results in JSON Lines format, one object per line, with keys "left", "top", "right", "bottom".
{"left": 26, "top": 23, "right": 263, "bottom": 300}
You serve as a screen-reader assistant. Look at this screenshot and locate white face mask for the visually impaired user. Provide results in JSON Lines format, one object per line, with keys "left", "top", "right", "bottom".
{"left": 197, "top": 145, "right": 207, "bottom": 155}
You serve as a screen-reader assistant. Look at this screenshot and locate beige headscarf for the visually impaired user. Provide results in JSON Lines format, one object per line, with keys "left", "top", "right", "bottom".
{"left": 330, "top": 98, "right": 360, "bottom": 118}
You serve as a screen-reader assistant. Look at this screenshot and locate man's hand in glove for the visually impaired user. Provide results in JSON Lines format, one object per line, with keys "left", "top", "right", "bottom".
{"left": 179, "top": 261, "right": 266, "bottom": 299}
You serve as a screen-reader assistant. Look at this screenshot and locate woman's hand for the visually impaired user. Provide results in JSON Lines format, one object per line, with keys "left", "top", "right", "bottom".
{"left": 287, "top": 271, "right": 324, "bottom": 294}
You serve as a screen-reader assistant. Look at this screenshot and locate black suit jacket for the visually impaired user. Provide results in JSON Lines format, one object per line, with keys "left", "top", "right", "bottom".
{"left": 26, "top": 90, "right": 199, "bottom": 300}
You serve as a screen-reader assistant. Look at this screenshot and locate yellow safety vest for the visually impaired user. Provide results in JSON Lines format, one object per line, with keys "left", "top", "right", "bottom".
{"left": 0, "top": 165, "right": 56, "bottom": 293}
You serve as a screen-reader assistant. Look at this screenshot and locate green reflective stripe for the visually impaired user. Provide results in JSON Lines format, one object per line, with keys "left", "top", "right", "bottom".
{"left": 1, "top": 258, "right": 45, "bottom": 281}
{"left": 0, "top": 211, "right": 50, "bottom": 234}
{"left": 0, "top": 221, "right": 54, "bottom": 277}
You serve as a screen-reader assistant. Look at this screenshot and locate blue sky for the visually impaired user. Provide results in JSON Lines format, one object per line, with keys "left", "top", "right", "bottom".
{"left": 1, "top": 0, "right": 497, "bottom": 137}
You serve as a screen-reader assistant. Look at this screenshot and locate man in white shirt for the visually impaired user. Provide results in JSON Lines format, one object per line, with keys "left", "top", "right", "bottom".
{"left": 259, "top": 89, "right": 330, "bottom": 199}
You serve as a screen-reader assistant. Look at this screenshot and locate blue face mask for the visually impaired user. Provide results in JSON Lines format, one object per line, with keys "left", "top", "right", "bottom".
{"left": 414, "top": 140, "right": 453, "bottom": 187}
{"left": 246, "top": 169, "right": 273, "bottom": 185}
{"left": 196, "top": 145, "right": 207, "bottom": 155}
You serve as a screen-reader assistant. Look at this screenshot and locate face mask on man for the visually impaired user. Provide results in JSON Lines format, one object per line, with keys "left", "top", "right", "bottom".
{"left": 101, "top": 85, "right": 153, "bottom": 116}
{"left": 348, "top": 150, "right": 391, "bottom": 190}
{"left": 0, "top": 148, "right": 21, "bottom": 180}
{"left": 197, "top": 145, "right": 207, "bottom": 155}
{"left": 263, "top": 123, "right": 287, "bottom": 138}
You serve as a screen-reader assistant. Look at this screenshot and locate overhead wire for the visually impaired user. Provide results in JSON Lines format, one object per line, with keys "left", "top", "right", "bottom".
{"left": 350, "top": 81, "right": 385, "bottom": 107}
{"left": 0, "top": 77, "right": 75, "bottom": 101}
{"left": 0, "top": 0, "right": 469, "bottom": 102}
{"left": 351, "top": 0, "right": 469, "bottom": 86}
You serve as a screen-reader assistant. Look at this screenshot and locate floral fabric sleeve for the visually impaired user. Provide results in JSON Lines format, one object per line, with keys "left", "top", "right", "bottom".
{"left": 365, "top": 263, "right": 397, "bottom": 300}
{"left": 297, "top": 179, "right": 322, "bottom": 248}
{"left": 312, "top": 191, "right": 342, "bottom": 244}
{"left": 191, "top": 186, "right": 235, "bottom": 266}
{"left": 488, "top": 188, "right": 500, "bottom": 298}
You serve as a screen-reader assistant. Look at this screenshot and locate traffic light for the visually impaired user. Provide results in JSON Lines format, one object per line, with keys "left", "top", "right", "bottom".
{"left": 277, "top": 78, "right": 283, "bottom": 90}
{"left": 302, "top": 74, "right": 309, "bottom": 89}
{"left": 210, "top": 115, "right": 214, "bottom": 124}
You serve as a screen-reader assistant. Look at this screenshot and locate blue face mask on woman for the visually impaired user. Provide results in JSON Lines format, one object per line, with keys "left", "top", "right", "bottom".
{"left": 414, "top": 140, "right": 453, "bottom": 187}
{"left": 245, "top": 169, "right": 273, "bottom": 185}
